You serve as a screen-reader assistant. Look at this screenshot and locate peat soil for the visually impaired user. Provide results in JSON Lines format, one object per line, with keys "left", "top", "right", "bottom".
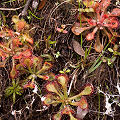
{"left": 0, "top": 0, "right": 120, "bottom": 120}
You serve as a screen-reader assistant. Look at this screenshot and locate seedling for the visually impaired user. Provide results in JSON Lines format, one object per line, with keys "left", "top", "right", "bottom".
{"left": 56, "top": 24, "right": 68, "bottom": 34}
{"left": 54, "top": 51, "right": 60, "bottom": 58}
{"left": 45, "top": 34, "right": 57, "bottom": 49}
{"left": 5, "top": 79, "right": 23, "bottom": 103}
{"left": 102, "top": 44, "right": 120, "bottom": 67}
{"left": 72, "top": 0, "right": 120, "bottom": 52}
{"left": 43, "top": 74, "right": 94, "bottom": 120}
{"left": 59, "top": 68, "right": 70, "bottom": 74}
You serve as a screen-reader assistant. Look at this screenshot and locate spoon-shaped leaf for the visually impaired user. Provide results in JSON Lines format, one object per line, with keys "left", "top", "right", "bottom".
{"left": 43, "top": 94, "right": 56, "bottom": 106}
{"left": 79, "top": 83, "right": 94, "bottom": 96}
{"left": 70, "top": 96, "right": 88, "bottom": 109}
{"left": 56, "top": 74, "right": 68, "bottom": 88}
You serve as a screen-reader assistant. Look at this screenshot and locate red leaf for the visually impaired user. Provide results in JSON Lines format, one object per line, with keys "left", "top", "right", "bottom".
{"left": 43, "top": 94, "right": 55, "bottom": 106}
{"left": 23, "top": 80, "right": 35, "bottom": 89}
{"left": 12, "top": 37, "right": 22, "bottom": 46}
{"left": 72, "top": 22, "right": 92, "bottom": 35}
{"left": 0, "top": 61, "right": 6, "bottom": 67}
{"left": 22, "top": 49, "right": 32, "bottom": 57}
{"left": 61, "top": 106, "right": 74, "bottom": 115}
{"left": 100, "top": 0, "right": 111, "bottom": 11}
{"left": 46, "top": 82, "right": 58, "bottom": 94}
{"left": 56, "top": 74, "right": 69, "bottom": 87}
{"left": 86, "top": 32, "right": 94, "bottom": 41}
{"left": 53, "top": 112, "right": 61, "bottom": 120}
{"left": 103, "top": 17, "right": 119, "bottom": 28}
{"left": 22, "top": 34, "right": 33, "bottom": 44}
{"left": 109, "top": 8, "right": 120, "bottom": 16}
{"left": 16, "top": 20, "right": 26, "bottom": 31}
{"left": 86, "top": 27, "right": 98, "bottom": 41}
{"left": 0, "top": 48, "right": 8, "bottom": 60}
{"left": 10, "top": 67, "right": 18, "bottom": 79}
{"left": 6, "top": 29, "right": 14, "bottom": 37}
{"left": 80, "top": 83, "right": 94, "bottom": 96}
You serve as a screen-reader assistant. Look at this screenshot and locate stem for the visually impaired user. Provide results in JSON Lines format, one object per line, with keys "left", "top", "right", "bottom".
{"left": 78, "top": 1, "right": 83, "bottom": 47}
{"left": 68, "top": 93, "right": 82, "bottom": 101}
{"left": 22, "top": 0, "right": 32, "bottom": 16}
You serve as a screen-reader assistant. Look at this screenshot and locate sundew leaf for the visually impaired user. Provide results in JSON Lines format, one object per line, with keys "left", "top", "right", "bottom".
{"left": 0, "top": 61, "right": 6, "bottom": 67}
{"left": 69, "top": 113, "right": 78, "bottom": 120}
{"left": 71, "top": 22, "right": 92, "bottom": 35}
{"left": 79, "top": 84, "right": 94, "bottom": 96}
{"left": 43, "top": 94, "right": 56, "bottom": 106}
{"left": 38, "top": 0, "right": 47, "bottom": 10}
{"left": 56, "top": 74, "right": 68, "bottom": 88}
{"left": 12, "top": 15, "right": 19, "bottom": 23}
{"left": 46, "top": 82, "right": 58, "bottom": 94}
{"left": 78, "top": 96, "right": 88, "bottom": 109}
{"left": 23, "top": 58, "right": 32, "bottom": 67}
{"left": 94, "top": 41, "right": 103, "bottom": 53}
{"left": 16, "top": 64, "right": 24, "bottom": 71}
{"left": 109, "top": 8, "right": 120, "bottom": 16}
{"left": 5, "top": 87, "right": 14, "bottom": 97}
{"left": 53, "top": 111, "right": 61, "bottom": 120}
{"left": 94, "top": 33, "right": 103, "bottom": 53}
{"left": 100, "top": 0, "right": 111, "bottom": 11}
{"left": 10, "top": 67, "right": 17, "bottom": 79}
{"left": 23, "top": 81, "right": 35, "bottom": 89}
{"left": 61, "top": 106, "right": 74, "bottom": 115}
{"left": 70, "top": 96, "right": 88, "bottom": 109}
{"left": 37, "top": 62, "right": 52, "bottom": 74}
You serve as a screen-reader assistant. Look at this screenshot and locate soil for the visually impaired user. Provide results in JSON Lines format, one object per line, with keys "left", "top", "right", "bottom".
{"left": 0, "top": 0, "right": 120, "bottom": 120}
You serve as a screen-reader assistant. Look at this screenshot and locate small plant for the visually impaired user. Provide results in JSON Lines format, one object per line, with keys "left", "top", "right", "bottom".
{"left": 5, "top": 79, "right": 23, "bottom": 103}
{"left": 12, "top": 52, "right": 55, "bottom": 89}
{"left": 43, "top": 74, "right": 94, "bottom": 120}
{"left": 59, "top": 68, "right": 70, "bottom": 74}
{"left": 0, "top": 16, "right": 56, "bottom": 105}
{"left": 72, "top": 0, "right": 120, "bottom": 52}
{"left": 102, "top": 44, "right": 120, "bottom": 67}
{"left": 20, "top": 60, "right": 55, "bottom": 89}
{"left": 0, "top": 15, "right": 33, "bottom": 78}
{"left": 56, "top": 24, "right": 68, "bottom": 34}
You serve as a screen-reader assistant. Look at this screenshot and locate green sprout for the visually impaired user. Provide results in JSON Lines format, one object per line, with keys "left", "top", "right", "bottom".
{"left": 5, "top": 79, "right": 23, "bottom": 103}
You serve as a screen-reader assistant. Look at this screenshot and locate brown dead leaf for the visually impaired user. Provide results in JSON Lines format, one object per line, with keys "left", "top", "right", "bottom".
{"left": 94, "top": 39, "right": 103, "bottom": 52}
{"left": 0, "top": 61, "right": 6, "bottom": 68}
{"left": 38, "top": 0, "right": 47, "bottom": 10}
{"left": 72, "top": 40, "right": 85, "bottom": 56}
{"left": 76, "top": 106, "right": 88, "bottom": 119}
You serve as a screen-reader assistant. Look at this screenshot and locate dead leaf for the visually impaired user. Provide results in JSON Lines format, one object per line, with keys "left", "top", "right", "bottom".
{"left": 76, "top": 106, "right": 88, "bottom": 119}
{"left": 72, "top": 40, "right": 85, "bottom": 56}
{"left": 0, "top": 61, "right": 6, "bottom": 67}
{"left": 94, "top": 39, "right": 103, "bottom": 52}
{"left": 38, "top": 0, "right": 47, "bottom": 10}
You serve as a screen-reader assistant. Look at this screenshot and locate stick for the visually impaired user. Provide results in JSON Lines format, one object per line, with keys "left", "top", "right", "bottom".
{"left": 21, "top": 0, "right": 32, "bottom": 16}
{"left": 0, "top": 6, "right": 23, "bottom": 11}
